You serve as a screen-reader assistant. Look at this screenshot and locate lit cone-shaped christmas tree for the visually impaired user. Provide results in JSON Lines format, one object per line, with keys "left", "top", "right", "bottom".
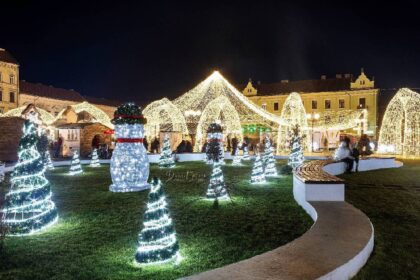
{"left": 206, "top": 160, "right": 229, "bottom": 200}
{"left": 69, "top": 151, "right": 83, "bottom": 175}
{"left": 2, "top": 114, "right": 58, "bottom": 235}
{"left": 242, "top": 145, "right": 250, "bottom": 160}
{"left": 159, "top": 134, "right": 175, "bottom": 168}
{"left": 205, "top": 123, "right": 224, "bottom": 164}
{"left": 44, "top": 150, "right": 54, "bottom": 170}
{"left": 288, "top": 124, "right": 305, "bottom": 168}
{"left": 90, "top": 148, "right": 100, "bottom": 167}
{"left": 135, "top": 177, "right": 180, "bottom": 265}
{"left": 232, "top": 146, "right": 242, "bottom": 166}
{"left": 263, "top": 136, "right": 278, "bottom": 176}
{"left": 250, "top": 153, "right": 266, "bottom": 184}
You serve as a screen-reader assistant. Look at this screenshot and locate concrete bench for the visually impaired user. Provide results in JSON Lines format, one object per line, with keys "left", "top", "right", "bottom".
{"left": 184, "top": 157, "right": 401, "bottom": 280}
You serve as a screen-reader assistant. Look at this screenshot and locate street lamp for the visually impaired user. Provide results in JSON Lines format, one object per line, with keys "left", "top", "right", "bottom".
{"left": 306, "top": 112, "right": 320, "bottom": 152}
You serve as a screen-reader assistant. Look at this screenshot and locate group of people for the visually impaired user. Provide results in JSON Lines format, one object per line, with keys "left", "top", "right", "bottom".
{"left": 334, "top": 134, "right": 374, "bottom": 173}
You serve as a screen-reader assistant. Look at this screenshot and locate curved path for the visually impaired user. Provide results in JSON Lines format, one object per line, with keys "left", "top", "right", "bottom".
{"left": 183, "top": 157, "right": 400, "bottom": 280}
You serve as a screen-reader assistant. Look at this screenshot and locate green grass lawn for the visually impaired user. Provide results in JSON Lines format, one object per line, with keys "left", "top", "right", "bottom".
{"left": 341, "top": 160, "right": 420, "bottom": 280}
{"left": 0, "top": 160, "right": 312, "bottom": 280}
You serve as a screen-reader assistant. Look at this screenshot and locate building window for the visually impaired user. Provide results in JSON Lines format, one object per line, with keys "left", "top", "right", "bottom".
{"left": 324, "top": 100, "right": 331, "bottom": 109}
{"left": 312, "top": 100, "right": 317, "bottom": 109}
{"left": 0, "top": 72, "right": 2, "bottom": 82}
{"left": 359, "top": 98, "right": 366, "bottom": 109}
{"left": 9, "top": 92, "right": 15, "bottom": 103}
{"left": 0, "top": 90, "right": 2, "bottom": 101}
{"left": 0, "top": 107, "right": 4, "bottom": 113}
{"left": 261, "top": 103, "right": 267, "bottom": 110}
{"left": 339, "top": 99, "right": 345, "bottom": 109}
{"left": 9, "top": 75, "right": 15, "bottom": 84}
{"left": 274, "top": 102, "right": 279, "bottom": 111}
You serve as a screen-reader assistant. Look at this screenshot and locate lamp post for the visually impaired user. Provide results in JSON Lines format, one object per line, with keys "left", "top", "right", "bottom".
{"left": 306, "top": 112, "right": 320, "bottom": 152}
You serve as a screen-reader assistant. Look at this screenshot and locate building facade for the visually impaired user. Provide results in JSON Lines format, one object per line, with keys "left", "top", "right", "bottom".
{"left": 241, "top": 70, "right": 379, "bottom": 138}
{"left": 0, "top": 48, "right": 19, "bottom": 113}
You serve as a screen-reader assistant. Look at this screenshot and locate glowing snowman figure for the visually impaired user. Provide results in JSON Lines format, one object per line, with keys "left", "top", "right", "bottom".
{"left": 109, "top": 103, "right": 150, "bottom": 192}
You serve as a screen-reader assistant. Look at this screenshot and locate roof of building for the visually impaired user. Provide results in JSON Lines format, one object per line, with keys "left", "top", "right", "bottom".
{"left": 20, "top": 81, "right": 85, "bottom": 102}
{"left": 250, "top": 77, "right": 354, "bottom": 95}
{"left": 0, "top": 48, "right": 19, "bottom": 64}
{"left": 83, "top": 96, "right": 122, "bottom": 107}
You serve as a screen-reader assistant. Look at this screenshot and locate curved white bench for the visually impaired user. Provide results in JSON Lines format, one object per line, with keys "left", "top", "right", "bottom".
{"left": 183, "top": 157, "right": 401, "bottom": 280}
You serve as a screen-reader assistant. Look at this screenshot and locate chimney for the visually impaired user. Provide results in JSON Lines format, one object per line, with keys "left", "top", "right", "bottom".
{"left": 281, "top": 79, "right": 289, "bottom": 83}
{"left": 336, "top": 74, "right": 342, "bottom": 79}
{"left": 321, "top": 75, "right": 326, "bottom": 80}
{"left": 344, "top": 74, "right": 351, "bottom": 78}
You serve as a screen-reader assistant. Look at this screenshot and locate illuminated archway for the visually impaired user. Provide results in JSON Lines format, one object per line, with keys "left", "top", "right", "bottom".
{"left": 195, "top": 96, "right": 242, "bottom": 151}
{"left": 2, "top": 105, "right": 56, "bottom": 125}
{"left": 378, "top": 88, "right": 420, "bottom": 157}
{"left": 143, "top": 98, "right": 189, "bottom": 140}
{"left": 277, "top": 92, "right": 309, "bottom": 153}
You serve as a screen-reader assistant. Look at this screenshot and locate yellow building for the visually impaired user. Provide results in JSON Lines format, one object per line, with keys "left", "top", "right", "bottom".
{"left": 241, "top": 69, "right": 378, "bottom": 140}
{"left": 0, "top": 48, "right": 19, "bottom": 113}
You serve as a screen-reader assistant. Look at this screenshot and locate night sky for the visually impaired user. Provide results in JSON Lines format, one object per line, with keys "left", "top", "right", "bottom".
{"left": 2, "top": 1, "right": 420, "bottom": 105}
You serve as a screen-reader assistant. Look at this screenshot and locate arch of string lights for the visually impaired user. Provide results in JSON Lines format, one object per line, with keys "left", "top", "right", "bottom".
{"left": 277, "top": 92, "right": 309, "bottom": 153}
{"left": 314, "top": 109, "right": 367, "bottom": 131}
{"left": 1, "top": 101, "right": 114, "bottom": 129}
{"left": 378, "top": 88, "right": 420, "bottom": 157}
{"left": 143, "top": 98, "right": 189, "bottom": 140}
{"left": 195, "top": 95, "right": 242, "bottom": 151}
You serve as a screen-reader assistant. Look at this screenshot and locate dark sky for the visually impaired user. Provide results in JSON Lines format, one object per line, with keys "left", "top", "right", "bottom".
{"left": 2, "top": 1, "right": 420, "bottom": 105}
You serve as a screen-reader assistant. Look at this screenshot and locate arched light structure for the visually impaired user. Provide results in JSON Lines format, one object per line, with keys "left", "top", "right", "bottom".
{"left": 378, "top": 88, "right": 420, "bottom": 157}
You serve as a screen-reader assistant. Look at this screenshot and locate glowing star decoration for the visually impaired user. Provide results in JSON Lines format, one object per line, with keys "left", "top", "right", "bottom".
{"left": 69, "top": 151, "right": 83, "bottom": 175}
{"left": 206, "top": 161, "right": 229, "bottom": 200}
{"left": 232, "top": 146, "right": 242, "bottom": 166}
{"left": 288, "top": 124, "right": 305, "bottom": 168}
{"left": 250, "top": 153, "right": 266, "bottom": 184}
{"left": 143, "top": 98, "right": 189, "bottom": 141}
{"left": 159, "top": 134, "right": 175, "bottom": 168}
{"left": 109, "top": 103, "right": 150, "bottom": 192}
{"left": 44, "top": 150, "right": 55, "bottom": 170}
{"left": 173, "top": 71, "right": 286, "bottom": 151}
{"left": 90, "top": 149, "right": 100, "bottom": 167}
{"left": 378, "top": 88, "right": 420, "bottom": 157}
{"left": 2, "top": 115, "right": 58, "bottom": 235}
{"left": 135, "top": 177, "right": 181, "bottom": 266}
{"left": 263, "top": 136, "right": 278, "bottom": 177}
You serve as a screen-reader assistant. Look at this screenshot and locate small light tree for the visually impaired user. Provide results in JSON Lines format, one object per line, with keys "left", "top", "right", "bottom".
{"left": 159, "top": 134, "right": 175, "bottom": 168}
{"left": 44, "top": 150, "right": 55, "bottom": 170}
{"left": 90, "top": 148, "right": 100, "bottom": 167}
{"left": 2, "top": 114, "right": 58, "bottom": 235}
{"left": 206, "top": 123, "right": 224, "bottom": 164}
{"left": 288, "top": 124, "right": 305, "bottom": 168}
{"left": 263, "top": 136, "right": 278, "bottom": 176}
{"left": 69, "top": 151, "right": 83, "bottom": 175}
{"left": 250, "top": 153, "right": 266, "bottom": 184}
{"left": 232, "top": 145, "right": 242, "bottom": 166}
{"left": 135, "top": 177, "right": 181, "bottom": 265}
{"left": 206, "top": 160, "right": 229, "bottom": 200}
{"left": 242, "top": 144, "right": 250, "bottom": 160}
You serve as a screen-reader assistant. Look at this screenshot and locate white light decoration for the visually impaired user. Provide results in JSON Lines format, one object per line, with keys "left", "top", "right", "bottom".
{"left": 71, "top": 101, "right": 114, "bottom": 128}
{"left": 277, "top": 92, "right": 309, "bottom": 154}
{"left": 250, "top": 153, "right": 266, "bottom": 184}
{"left": 159, "top": 134, "right": 175, "bottom": 168}
{"left": 205, "top": 130, "right": 225, "bottom": 164}
{"left": 135, "top": 177, "right": 181, "bottom": 265}
{"left": 90, "top": 148, "right": 100, "bottom": 167}
{"left": 263, "top": 136, "right": 278, "bottom": 177}
{"left": 206, "top": 161, "right": 229, "bottom": 200}
{"left": 44, "top": 150, "right": 55, "bottom": 170}
{"left": 378, "top": 88, "right": 420, "bottom": 157}
{"left": 2, "top": 115, "right": 58, "bottom": 235}
{"left": 232, "top": 146, "right": 242, "bottom": 166}
{"left": 242, "top": 145, "right": 250, "bottom": 160}
{"left": 2, "top": 106, "right": 56, "bottom": 125}
{"left": 109, "top": 103, "right": 150, "bottom": 192}
{"left": 288, "top": 125, "right": 305, "bottom": 168}
{"left": 143, "top": 98, "right": 189, "bottom": 140}
{"left": 69, "top": 151, "right": 83, "bottom": 175}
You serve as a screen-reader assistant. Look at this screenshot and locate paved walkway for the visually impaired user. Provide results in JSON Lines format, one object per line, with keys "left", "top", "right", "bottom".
{"left": 183, "top": 201, "right": 372, "bottom": 280}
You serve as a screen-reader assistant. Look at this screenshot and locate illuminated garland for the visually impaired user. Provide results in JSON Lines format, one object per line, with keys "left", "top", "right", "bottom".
{"left": 69, "top": 151, "right": 83, "bottom": 175}
{"left": 263, "top": 136, "right": 278, "bottom": 177}
{"left": 112, "top": 103, "right": 147, "bottom": 125}
{"left": 44, "top": 150, "right": 55, "bottom": 170}
{"left": 288, "top": 125, "right": 305, "bottom": 168}
{"left": 159, "top": 134, "right": 175, "bottom": 168}
{"left": 110, "top": 103, "right": 150, "bottom": 192}
{"left": 90, "top": 149, "right": 100, "bottom": 167}
{"left": 250, "top": 153, "right": 266, "bottom": 184}
{"left": 206, "top": 161, "right": 229, "bottom": 200}
{"left": 135, "top": 177, "right": 181, "bottom": 265}
{"left": 2, "top": 117, "right": 58, "bottom": 235}
{"left": 378, "top": 88, "right": 420, "bottom": 157}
